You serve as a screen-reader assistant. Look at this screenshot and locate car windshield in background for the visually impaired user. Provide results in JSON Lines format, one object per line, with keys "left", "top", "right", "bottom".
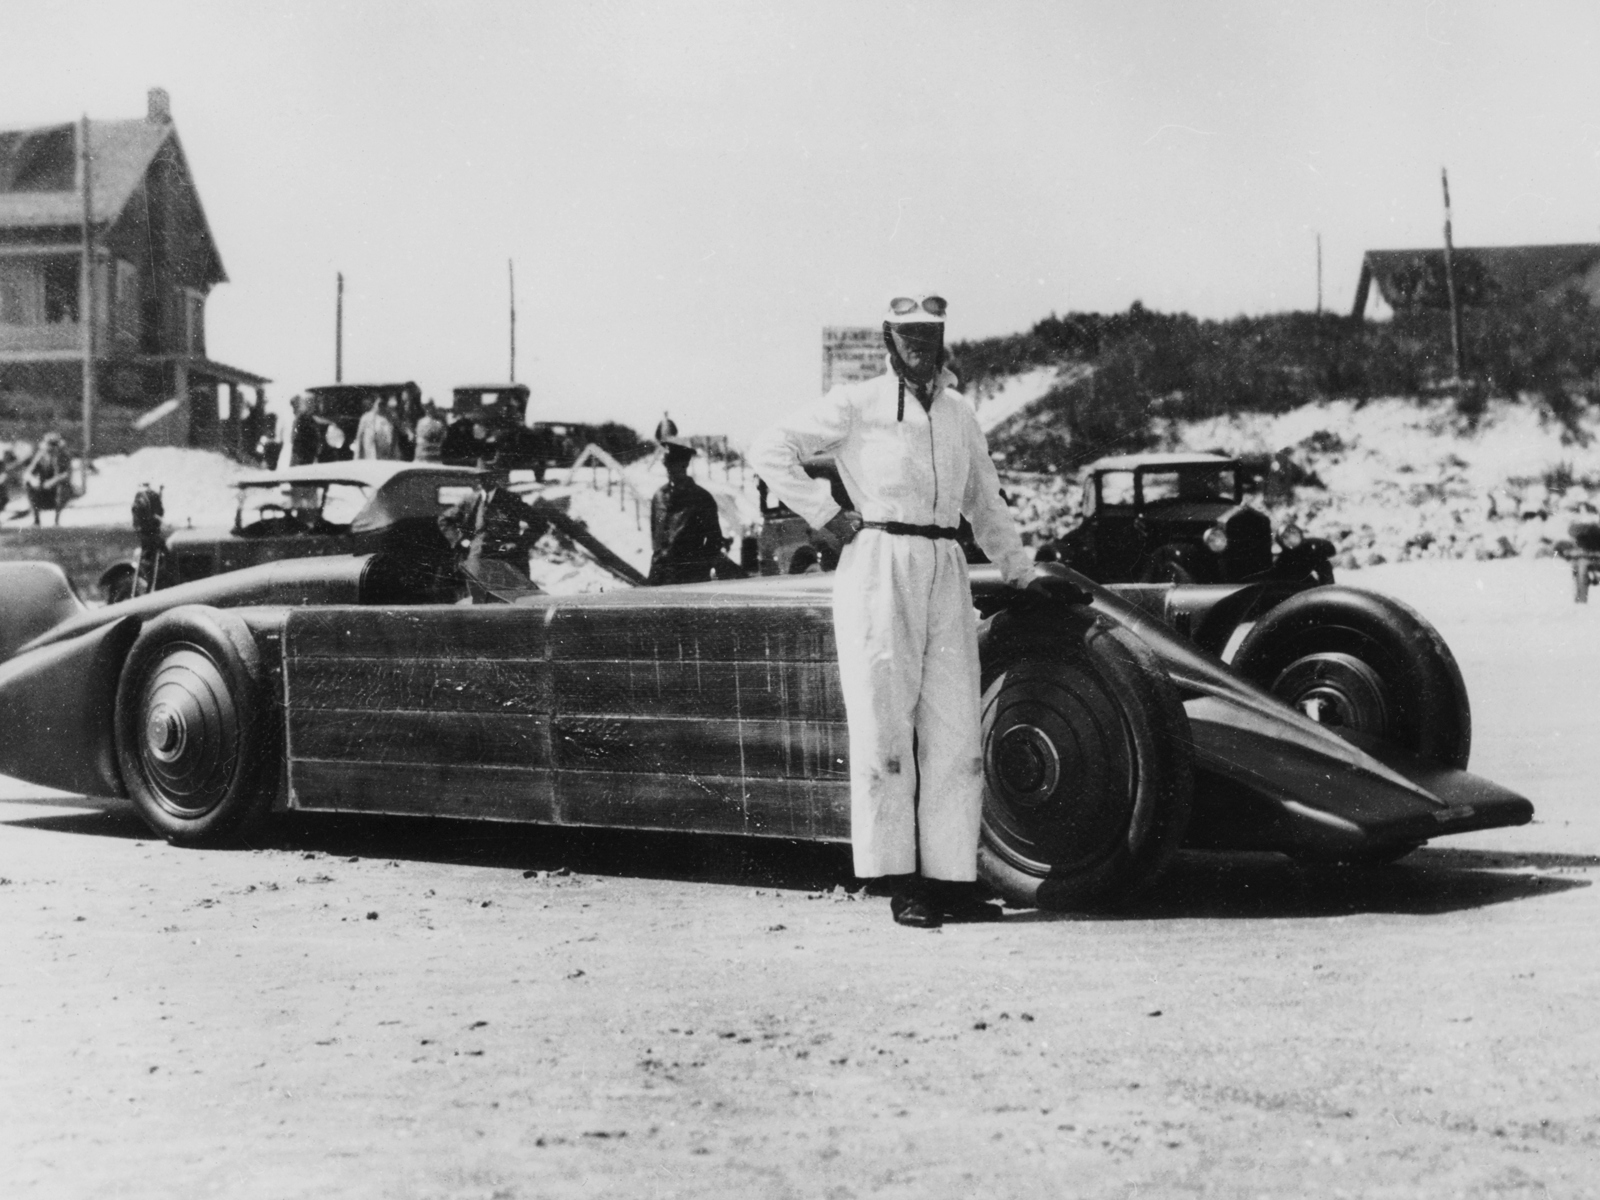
{"left": 236, "top": 482, "right": 373, "bottom": 529}
{"left": 1099, "top": 471, "right": 1137, "bottom": 507}
{"left": 1141, "top": 468, "right": 1236, "bottom": 505}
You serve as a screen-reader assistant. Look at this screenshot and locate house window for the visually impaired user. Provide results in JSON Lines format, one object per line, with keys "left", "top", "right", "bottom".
{"left": 184, "top": 289, "right": 204, "bottom": 353}
{"left": 113, "top": 259, "right": 141, "bottom": 343}
{"left": 0, "top": 257, "right": 79, "bottom": 325}
{"left": 42, "top": 258, "right": 79, "bottom": 323}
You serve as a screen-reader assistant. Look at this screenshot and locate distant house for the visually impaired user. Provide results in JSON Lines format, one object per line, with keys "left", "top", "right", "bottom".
{"left": 1352, "top": 244, "right": 1600, "bottom": 320}
{"left": 0, "top": 88, "right": 266, "bottom": 454}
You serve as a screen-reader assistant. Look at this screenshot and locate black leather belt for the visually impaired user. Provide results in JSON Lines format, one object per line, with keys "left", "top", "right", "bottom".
{"left": 861, "top": 520, "right": 960, "bottom": 540}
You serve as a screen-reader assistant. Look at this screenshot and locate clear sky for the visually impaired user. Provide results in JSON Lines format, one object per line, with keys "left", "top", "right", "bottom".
{"left": 5, "top": 1, "right": 1599, "bottom": 443}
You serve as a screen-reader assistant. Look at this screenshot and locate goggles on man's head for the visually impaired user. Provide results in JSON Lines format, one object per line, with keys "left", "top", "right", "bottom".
{"left": 886, "top": 294, "right": 947, "bottom": 322}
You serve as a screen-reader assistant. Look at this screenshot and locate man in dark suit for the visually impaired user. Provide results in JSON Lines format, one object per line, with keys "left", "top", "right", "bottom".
{"left": 647, "top": 436, "right": 725, "bottom": 585}
{"left": 439, "top": 464, "right": 552, "bottom": 599}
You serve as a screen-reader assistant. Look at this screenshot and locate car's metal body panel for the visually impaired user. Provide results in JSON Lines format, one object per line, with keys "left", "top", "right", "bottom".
{"left": 0, "top": 557, "right": 1532, "bottom": 859}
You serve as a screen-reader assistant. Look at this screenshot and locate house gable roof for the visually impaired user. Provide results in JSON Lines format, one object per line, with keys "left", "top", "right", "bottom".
{"left": 0, "top": 115, "right": 226, "bottom": 287}
{"left": 1354, "top": 244, "right": 1600, "bottom": 315}
{"left": 0, "top": 119, "right": 171, "bottom": 229}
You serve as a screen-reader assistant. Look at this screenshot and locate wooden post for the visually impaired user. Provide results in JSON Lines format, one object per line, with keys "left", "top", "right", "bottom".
{"left": 1315, "top": 233, "right": 1322, "bottom": 315}
{"left": 79, "top": 115, "right": 95, "bottom": 465}
{"left": 174, "top": 360, "right": 189, "bottom": 447}
{"left": 335, "top": 272, "right": 344, "bottom": 382}
{"left": 1441, "top": 168, "right": 1465, "bottom": 380}
{"left": 509, "top": 259, "right": 517, "bottom": 383}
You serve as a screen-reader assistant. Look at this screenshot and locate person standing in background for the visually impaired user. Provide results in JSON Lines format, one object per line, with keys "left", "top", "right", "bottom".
{"left": 647, "top": 434, "right": 724, "bottom": 585}
{"left": 24, "top": 432, "right": 72, "bottom": 527}
{"left": 355, "top": 396, "right": 397, "bottom": 460}
{"left": 414, "top": 401, "right": 447, "bottom": 462}
{"left": 288, "top": 395, "right": 320, "bottom": 467}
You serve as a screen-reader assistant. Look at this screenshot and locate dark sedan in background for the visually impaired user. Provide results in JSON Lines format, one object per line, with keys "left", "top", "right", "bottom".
{"left": 1039, "top": 452, "right": 1335, "bottom": 587}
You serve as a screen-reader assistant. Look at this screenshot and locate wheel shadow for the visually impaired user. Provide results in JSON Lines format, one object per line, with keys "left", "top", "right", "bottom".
{"left": 6, "top": 804, "right": 1592, "bottom": 918}
{"left": 1010, "top": 846, "right": 1594, "bottom": 922}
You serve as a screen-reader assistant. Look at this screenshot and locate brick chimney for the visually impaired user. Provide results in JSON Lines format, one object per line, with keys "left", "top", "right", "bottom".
{"left": 147, "top": 88, "right": 171, "bottom": 124}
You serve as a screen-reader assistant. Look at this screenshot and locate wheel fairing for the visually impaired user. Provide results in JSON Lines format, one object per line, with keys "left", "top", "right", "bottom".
{"left": 128, "top": 643, "right": 245, "bottom": 819}
{"left": 1231, "top": 586, "right": 1471, "bottom": 770}
{"left": 983, "top": 662, "right": 1143, "bottom": 876}
{"left": 978, "top": 618, "right": 1194, "bottom": 910}
{"left": 115, "top": 606, "right": 275, "bottom": 845}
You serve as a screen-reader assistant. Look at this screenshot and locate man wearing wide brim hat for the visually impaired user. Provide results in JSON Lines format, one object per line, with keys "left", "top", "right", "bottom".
{"left": 25, "top": 432, "right": 72, "bottom": 527}
{"left": 749, "top": 292, "right": 1036, "bottom": 927}
{"left": 648, "top": 418, "right": 725, "bottom": 585}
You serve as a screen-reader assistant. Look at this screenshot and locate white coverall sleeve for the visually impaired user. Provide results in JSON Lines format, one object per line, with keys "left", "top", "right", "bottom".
{"left": 961, "top": 409, "right": 1033, "bottom": 586}
{"left": 746, "top": 387, "right": 855, "bottom": 530}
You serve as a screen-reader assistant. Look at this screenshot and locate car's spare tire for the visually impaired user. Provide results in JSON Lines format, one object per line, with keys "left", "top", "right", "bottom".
{"left": 978, "top": 619, "right": 1194, "bottom": 911}
{"left": 115, "top": 606, "right": 277, "bottom": 847}
{"left": 1230, "top": 586, "right": 1470, "bottom": 769}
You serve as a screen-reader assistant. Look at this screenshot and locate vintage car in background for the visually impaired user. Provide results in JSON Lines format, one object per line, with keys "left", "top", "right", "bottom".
{"left": 99, "top": 462, "right": 483, "bottom": 603}
{"left": 445, "top": 384, "right": 603, "bottom": 481}
{"left": 0, "top": 530, "right": 1531, "bottom": 909}
{"left": 301, "top": 381, "right": 425, "bottom": 461}
{"left": 97, "top": 461, "right": 646, "bottom": 603}
{"left": 754, "top": 456, "right": 853, "bottom": 575}
{"left": 1037, "top": 452, "right": 1335, "bottom": 588}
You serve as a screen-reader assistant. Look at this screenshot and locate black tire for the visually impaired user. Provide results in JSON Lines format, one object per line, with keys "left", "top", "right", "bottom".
{"left": 1231, "top": 586, "right": 1471, "bottom": 769}
{"left": 787, "top": 546, "right": 818, "bottom": 574}
{"left": 115, "top": 606, "right": 277, "bottom": 846}
{"left": 978, "top": 620, "right": 1195, "bottom": 911}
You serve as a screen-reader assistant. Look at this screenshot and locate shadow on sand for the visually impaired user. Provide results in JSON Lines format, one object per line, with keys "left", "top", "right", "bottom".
{"left": 7, "top": 800, "right": 1592, "bottom": 921}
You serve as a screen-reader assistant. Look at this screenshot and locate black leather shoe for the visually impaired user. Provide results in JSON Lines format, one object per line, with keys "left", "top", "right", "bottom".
{"left": 890, "top": 894, "right": 943, "bottom": 928}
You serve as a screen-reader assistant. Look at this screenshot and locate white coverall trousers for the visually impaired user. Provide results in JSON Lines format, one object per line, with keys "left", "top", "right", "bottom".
{"left": 834, "top": 528, "right": 984, "bottom": 881}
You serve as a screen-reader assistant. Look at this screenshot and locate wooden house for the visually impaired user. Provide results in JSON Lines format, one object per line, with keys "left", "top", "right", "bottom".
{"left": 0, "top": 88, "right": 267, "bottom": 454}
{"left": 1352, "top": 244, "right": 1600, "bottom": 320}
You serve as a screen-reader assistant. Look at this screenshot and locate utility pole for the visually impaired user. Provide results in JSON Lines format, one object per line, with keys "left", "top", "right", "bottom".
{"left": 335, "top": 272, "right": 344, "bottom": 382}
{"left": 508, "top": 259, "right": 517, "bottom": 383}
{"left": 1316, "top": 233, "right": 1323, "bottom": 315}
{"left": 1441, "top": 168, "right": 1465, "bottom": 381}
{"left": 79, "top": 114, "right": 95, "bottom": 466}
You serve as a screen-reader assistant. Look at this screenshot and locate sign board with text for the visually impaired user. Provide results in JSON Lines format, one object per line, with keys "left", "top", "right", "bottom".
{"left": 821, "top": 327, "right": 886, "bottom": 394}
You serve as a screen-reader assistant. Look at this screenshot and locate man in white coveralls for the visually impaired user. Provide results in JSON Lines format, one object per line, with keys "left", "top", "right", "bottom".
{"left": 748, "top": 293, "right": 1036, "bottom": 928}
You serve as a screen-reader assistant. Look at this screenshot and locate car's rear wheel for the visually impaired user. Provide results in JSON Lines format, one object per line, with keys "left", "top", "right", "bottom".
{"left": 978, "top": 621, "right": 1194, "bottom": 911}
{"left": 1232, "top": 587, "right": 1470, "bottom": 865}
{"left": 115, "top": 606, "right": 277, "bottom": 847}
{"left": 1231, "top": 586, "right": 1470, "bottom": 768}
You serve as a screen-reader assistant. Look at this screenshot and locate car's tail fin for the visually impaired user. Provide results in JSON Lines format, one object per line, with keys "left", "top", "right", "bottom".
{"left": 0, "top": 562, "right": 85, "bottom": 662}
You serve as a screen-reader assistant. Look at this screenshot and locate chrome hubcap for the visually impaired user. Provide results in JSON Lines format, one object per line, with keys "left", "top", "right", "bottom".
{"left": 994, "top": 723, "right": 1061, "bottom": 805}
{"left": 145, "top": 703, "right": 186, "bottom": 762}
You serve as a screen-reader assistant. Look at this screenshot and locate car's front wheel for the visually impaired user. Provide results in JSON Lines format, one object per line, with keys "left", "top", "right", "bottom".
{"left": 115, "top": 606, "right": 277, "bottom": 847}
{"left": 978, "top": 620, "right": 1194, "bottom": 911}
